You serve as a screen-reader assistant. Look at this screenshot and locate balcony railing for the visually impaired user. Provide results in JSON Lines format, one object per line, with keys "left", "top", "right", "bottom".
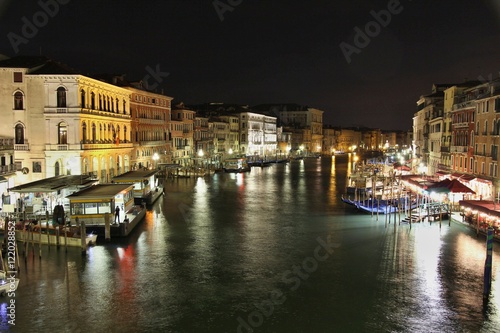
{"left": 81, "top": 142, "right": 133, "bottom": 150}
{"left": 80, "top": 108, "right": 131, "bottom": 119}
{"left": 453, "top": 100, "right": 475, "bottom": 110}
{"left": 453, "top": 122, "right": 470, "bottom": 128}
{"left": 14, "top": 144, "right": 29, "bottom": 151}
{"left": 45, "top": 144, "right": 81, "bottom": 151}
{"left": 451, "top": 146, "right": 467, "bottom": 153}
{"left": 0, "top": 138, "right": 14, "bottom": 150}
{"left": 0, "top": 164, "right": 15, "bottom": 175}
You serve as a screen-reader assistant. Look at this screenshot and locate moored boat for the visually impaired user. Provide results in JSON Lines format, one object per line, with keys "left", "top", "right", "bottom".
{"left": 223, "top": 158, "right": 250, "bottom": 173}
{"left": 0, "top": 271, "right": 19, "bottom": 296}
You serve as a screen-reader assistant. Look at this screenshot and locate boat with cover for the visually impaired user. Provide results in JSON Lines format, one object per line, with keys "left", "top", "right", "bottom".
{"left": 223, "top": 158, "right": 251, "bottom": 173}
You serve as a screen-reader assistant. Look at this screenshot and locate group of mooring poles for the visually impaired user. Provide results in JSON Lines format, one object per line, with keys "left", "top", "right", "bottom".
{"left": 15, "top": 212, "right": 89, "bottom": 263}
{"left": 370, "top": 188, "right": 450, "bottom": 231}
{"left": 367, "top": 181, "right": 495, "bottom": 305}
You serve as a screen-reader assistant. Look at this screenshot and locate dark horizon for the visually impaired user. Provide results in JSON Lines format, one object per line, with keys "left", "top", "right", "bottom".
{"left": 0, "top": 0, "right": 498, "bottom": 131}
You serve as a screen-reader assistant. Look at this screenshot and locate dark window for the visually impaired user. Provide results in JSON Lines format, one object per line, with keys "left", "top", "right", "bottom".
{"left": 81, "top": 90, "right": 86, "bottom": 108}
{"left": 33, "top": 162, "right": 42, "bottom": 173}
{"left": 14, "top": 91, "right": 23, "bottom": 110}
{"left": 57, "top": 87, "right": 67, "bottom": 107}
{"left": 82, "top": 122, "right": 87, "bottom": 142}
{"left": 15, "top": 124, "right": 24, "bottom": 144}
{"left": 13, "top": 72, "right": 22, "bottom": 82}
{"left": 92, "top": 124, "right": 96, "bottom": 143}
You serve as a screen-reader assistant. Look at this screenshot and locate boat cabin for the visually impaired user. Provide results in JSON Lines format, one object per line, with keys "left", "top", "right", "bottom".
{"left": 66, "top": 184, "right": 135, "bottom": 226}
{"left": 111, "top": 170, "right": 159, "bottom": 204}
{"left": 7, "top": 175, "right": 98, "bottom": 218}
{"left": 223, "top": 158, "right": 250, "bottom": 172}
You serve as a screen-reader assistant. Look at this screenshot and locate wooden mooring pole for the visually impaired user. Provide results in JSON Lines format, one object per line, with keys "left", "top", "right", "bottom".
{"left": 483, "top": 227, "right": 494, "bottom": 303}
{"left": 46, "top": 211, "right": 51, "bottom": 250}
{"left": 80, "top": 220, "right": 87, "bottom": 256}
{"left": 104, "top": 212, "right": 111, "bottom": 242}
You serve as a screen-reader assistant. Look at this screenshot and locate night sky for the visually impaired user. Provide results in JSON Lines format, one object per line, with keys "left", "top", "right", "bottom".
{"left": 0, "top": 0, "right": 499, "bottom": 130}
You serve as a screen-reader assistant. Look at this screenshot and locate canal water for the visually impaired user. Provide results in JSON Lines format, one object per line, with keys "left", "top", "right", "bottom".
{"left": 3, "top": 157, "right": 500, "bottom": 332}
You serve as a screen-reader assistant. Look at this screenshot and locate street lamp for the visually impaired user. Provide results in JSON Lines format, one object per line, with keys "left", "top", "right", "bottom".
{"left": 418, "top": 163, "right": 427, "bottom": 180}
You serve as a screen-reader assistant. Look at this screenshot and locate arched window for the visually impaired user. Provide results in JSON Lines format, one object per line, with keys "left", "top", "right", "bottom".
{"left": 91, "top": 92, "right": 96, "bottom": 109}
{"left": 485, "top": 120, "right": 488, "bottom": 135}
{"left": 92, "top": 123, "right": 96, "bottom": 143}
{"left": 82, "top": 122, "right": 87, "bottom": 143}
{"left": 58, "top": 122, "right": 67, "bottom": 144}
{"left": 116, "top": 98, "right": 119, "bottom": 113}
{"left": 471, "top": 131, "right": 474, "bottom": 147}
{"left": 123, "top": 100, "right": 126, "bottom": 114}
{"left": 15, "top": 124, "right": 24, "bottom": 144}
{"left": 81, "top": 90, "right": 86, "bottom": 108}
{"left": 99, "top": 94, "right": 103, "bottom": 110}
{"left": 57, "top": 87, "right": 67, "bottom": 107}
{"left": 14, "top": 91, "right": 24, "bottom": 110}
{"left": 124, "top": 126, "right": 127, "bottom": 143}
{"left": 55, "top": 161, "right": 60, "bottom": 176}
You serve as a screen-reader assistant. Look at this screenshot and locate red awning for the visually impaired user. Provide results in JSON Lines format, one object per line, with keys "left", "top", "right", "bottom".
{"left": 460, "top": 200, "right": 500, "bottom": 218}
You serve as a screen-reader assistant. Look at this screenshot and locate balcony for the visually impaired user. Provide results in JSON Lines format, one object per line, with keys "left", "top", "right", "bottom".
{"left": 80, "top": 142, "right": 133, "bottom": 150}
{"left": 440, "top": 146, "right": 450, "bottom": 153}
{"left": 0, "top": 138, "right": 14, "bottom": 150}
{"left": 45, "top": 144, "right": 81, "bottom": 151}
{"left": 0, "top": 164, "right": 15, "bottom": 175}
{"left": 80, "top": 108, "right": 131, "bottom": 119}
{"left": 14, "top": 144, "right": 30, "bottom": 151}
{"left": 453, "top": 122, "right": 469, "bottom": 128}
{"left": 451, "top": 146, "right": 467, "bottom": 153}
{"left": 453, "top": 100, "right": 475, "bottom": 110}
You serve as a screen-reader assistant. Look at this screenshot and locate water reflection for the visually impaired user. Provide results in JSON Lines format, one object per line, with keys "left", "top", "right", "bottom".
{"left": 5, "top": 158, "right": 500, "bottom": 332}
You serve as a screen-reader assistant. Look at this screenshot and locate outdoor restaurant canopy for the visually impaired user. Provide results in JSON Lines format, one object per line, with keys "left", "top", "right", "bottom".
{"left": 460, "top": 200, "right": 500, "bottom": 218}
{"left": 426, "top": 178, "right": 475, "bottom": 194}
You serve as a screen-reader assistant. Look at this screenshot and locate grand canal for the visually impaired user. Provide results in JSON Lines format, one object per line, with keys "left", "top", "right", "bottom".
{"left": 3, "top": 156, "right": 500, "bottom": 332}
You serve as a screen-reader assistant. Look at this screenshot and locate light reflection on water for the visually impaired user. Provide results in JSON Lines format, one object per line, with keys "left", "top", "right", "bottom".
{"left": 3, "top": 157, "right": 500, "bottom": 332}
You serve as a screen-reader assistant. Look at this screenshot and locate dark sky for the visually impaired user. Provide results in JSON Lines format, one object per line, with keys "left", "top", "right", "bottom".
{"left": 0, "top": 0, "right": 499, "bottom": 130}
